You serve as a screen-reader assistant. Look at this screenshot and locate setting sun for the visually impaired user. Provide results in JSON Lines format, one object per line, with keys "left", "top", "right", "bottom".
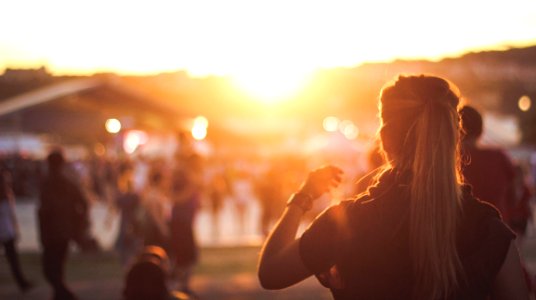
{"left": 1, "top": 0, "right": 535, "bottom": 91}
{"left": 231, "top": 67, "right": 314, "bottom": 103}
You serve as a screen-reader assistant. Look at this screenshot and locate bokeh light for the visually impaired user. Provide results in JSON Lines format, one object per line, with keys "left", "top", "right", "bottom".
{"left": 518, "top": 95, "right": 532, "bottom": 112}
{"left": 123, "top": 130, "right": 148, "bottom": 154}
{"left": 192, "top": 116, "right": 209, "bottom": 140}
{"left": 105, "top": 118, "right": 121, "bottom": 134}
{"left": 323, "top": 116, "right": 340, "bottom": 132}
{"left": 339, "top": 120, "right": 359, "bottom": 140}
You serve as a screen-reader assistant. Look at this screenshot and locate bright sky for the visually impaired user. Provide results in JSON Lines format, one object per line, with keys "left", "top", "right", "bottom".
{"left": 1, "top": 0, "right": 536, "bottom": 100}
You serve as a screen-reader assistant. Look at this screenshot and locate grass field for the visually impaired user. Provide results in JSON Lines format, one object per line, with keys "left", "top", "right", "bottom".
{"left": 3, "top": 234, "right": 536, "bottom": 300}
{"left": 0, "top": 245, "right": 332, "bottom": 300}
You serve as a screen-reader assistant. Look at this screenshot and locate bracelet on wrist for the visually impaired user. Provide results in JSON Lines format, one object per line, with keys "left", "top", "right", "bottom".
{"left": 287, "top": 192, "right": 314, "bottom": 212}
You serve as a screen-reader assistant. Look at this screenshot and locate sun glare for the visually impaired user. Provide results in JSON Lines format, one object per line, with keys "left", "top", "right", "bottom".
{"left": 231, "top": 68, "right": 313, "bottom": 104}
{"left": 1, "top": 1, "right": 536, "bottom": 80}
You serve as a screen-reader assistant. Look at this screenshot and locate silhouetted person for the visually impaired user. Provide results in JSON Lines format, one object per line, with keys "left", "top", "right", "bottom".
{"left": 114, "top": 163, "right": 144, "bottom": 269}
{"left": 169, "top": 153, "right": 202, "bottom": 295}
{"left": 255, "top": 163, "right": 285, "bottom": 237}
{"left": 38, "top": 150, "right": 89, "bottom": 300}
{"left": 230, "top": 168, "right": 252, "bottom": 237}
{"left": 258, "top": 75, "right": 528, "bottom": 299}
{"left": 123, "top": 245, "right": 188, "bottom": 300}
{"left": 0, "top": 162, "right": 33, "bottom": 293}
{"left": 207, "top": 168, "right": 229, "bottom": 242}
{"left": 460, "top": 105, "right": 534, "bottom": 294}
{"left": 142, "top": 171, "right": 170, "bottom": 249}
{"left": 459, "top": 106, "right": 518, "bottom": 224}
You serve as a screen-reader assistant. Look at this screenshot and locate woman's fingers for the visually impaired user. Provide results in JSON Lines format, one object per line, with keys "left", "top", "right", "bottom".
{"left": 302, "top": 165, "right": 344, "bottom": 197}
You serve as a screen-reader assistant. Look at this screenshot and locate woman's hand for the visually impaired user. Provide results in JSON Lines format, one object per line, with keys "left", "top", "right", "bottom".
{"left": 298, "top": 165, "right": 344, "bottom": 200}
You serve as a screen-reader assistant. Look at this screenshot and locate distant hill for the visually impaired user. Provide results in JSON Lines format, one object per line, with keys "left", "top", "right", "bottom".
{"left": 451, "top": 45, "right": 536, "bottom": 66}
{"left": 2, "top": 45, "right": 535, "bottom": 143}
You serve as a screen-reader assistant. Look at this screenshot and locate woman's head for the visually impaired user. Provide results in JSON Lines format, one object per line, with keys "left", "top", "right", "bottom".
{"left": 379, "top": 75, "right": 461, "bottom": 169}
{"left": 378, "top": 75, "right": 464, "bottom": 299}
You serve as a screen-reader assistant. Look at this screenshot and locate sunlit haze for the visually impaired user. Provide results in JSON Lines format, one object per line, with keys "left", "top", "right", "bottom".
{"left": 1, "top": 0, "right": 536, "bottom": 101}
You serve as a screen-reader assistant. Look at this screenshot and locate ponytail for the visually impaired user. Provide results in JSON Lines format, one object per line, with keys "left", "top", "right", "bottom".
{"left": 409, "top": 93, "right": 462, "bottom": 299}
{"left": 379, "top": 75, "right": 463, "bottom": 299}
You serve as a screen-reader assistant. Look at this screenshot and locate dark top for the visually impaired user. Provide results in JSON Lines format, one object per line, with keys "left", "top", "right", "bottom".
{"left": 461, "top": 146, "right": 515, "bottom": 218}
{"left": 38, "top": 171, "right": 88, "bottom": 242}
{"left": 299, "top": 170, "right": 515, "bottom": 300}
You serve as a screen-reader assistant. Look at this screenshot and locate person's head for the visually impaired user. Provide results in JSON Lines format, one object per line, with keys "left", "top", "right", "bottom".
{"left": 123, "top": 246, "right": 170, "bottom": 300}
{"left": 379, "top": 75, "right": 461, "bottom": 169}
{"left": 458, "top": 105, "right": 483, "bottom": 142}
{"left": 47, "top": 149, "right": 65, "bottom": 173}
{"left": 378, "top": 75, "right": 463, "bottom": 299}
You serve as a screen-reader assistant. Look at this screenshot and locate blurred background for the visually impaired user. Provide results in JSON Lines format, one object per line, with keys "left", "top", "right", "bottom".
{"left": 1, "top": 1, "right": 536, "bottom": 299}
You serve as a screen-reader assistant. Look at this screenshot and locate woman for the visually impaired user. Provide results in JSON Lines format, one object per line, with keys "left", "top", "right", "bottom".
{"left": 258, "top": 75, "right": 528, "bottom": 299}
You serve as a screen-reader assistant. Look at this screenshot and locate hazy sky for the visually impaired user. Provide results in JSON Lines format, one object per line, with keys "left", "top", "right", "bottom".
{"left": 1, "top": 0, "right": 535, "bottom": 79}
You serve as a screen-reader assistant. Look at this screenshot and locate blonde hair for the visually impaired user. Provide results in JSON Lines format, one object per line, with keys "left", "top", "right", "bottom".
{"left": 379, "top": 75, "right": 463, "bottom": 299}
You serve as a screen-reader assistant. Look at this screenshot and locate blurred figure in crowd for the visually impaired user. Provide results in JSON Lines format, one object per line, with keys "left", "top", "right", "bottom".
{"left": 258, "top": 75, "right": 528, "bottom": 299}
{"left": 169, "top": 153, "right": 203, "bottom": 295}
{"left": 123, "top": 245, "right": 190, "bottom": 300}
{"left": 207, "top": 167, "right": 229, "bottom": 242}
{"left": 508, "top": 165, "right": 533, "bottom": 240}
{"left": 38, "top": 149, "right": 90, "bottom": 300}
{"left": 459, "top": 105, "right": 532, "bottom": 233}
{"left": 89, "top": 156, "right": 118, "bottom": 204}
{"left": 231, "top": 168, "right": 252, "bottom": 237}
{"left": 459, "top": 106, "right": 516, "bottom": 217}
{"left": 0, "top": 160, "right": 33, "bottom": 293}
{"left": 460, "top": 104, "right": 534, "bottom": 294}
{"left": 142, "top": 170, "right": 170, "bottom": 249}
{"left": 255, "top": 162, "right": 286, "bottom": 237}
{"left": 114, "top": 161, "right": 144, "bottom": 270}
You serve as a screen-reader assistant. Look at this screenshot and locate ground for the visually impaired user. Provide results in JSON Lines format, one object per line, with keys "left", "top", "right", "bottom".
{"left": 2, "top": 238, "right": 536, "bottom": 300}
{"left": 0, "top": 245, "right": 333, "bottom": 300}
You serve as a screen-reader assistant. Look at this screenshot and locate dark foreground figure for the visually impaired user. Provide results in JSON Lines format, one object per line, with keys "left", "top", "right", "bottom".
{"left": 123, "top": 245, "right": 192, "bottom": 300}
{"left": 258, "top": 75, "right": 529, "bottom": 299}
{"left": 38, "top": 150, "right": 91, "bottom": 300}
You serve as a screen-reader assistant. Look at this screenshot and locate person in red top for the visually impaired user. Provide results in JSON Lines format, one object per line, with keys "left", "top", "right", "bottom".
{"left": 460, "top": 105, "right": 534, "bottom": 294}
{"left": 459, "top": 105, "right": 533, "bottom": 235}
{"left": 459, "top": 105, "right": 516, "bottom": 218}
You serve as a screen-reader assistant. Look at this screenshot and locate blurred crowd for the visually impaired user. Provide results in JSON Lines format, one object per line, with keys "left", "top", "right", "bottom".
{"left": 2, "top": 126, "right": 536, "bottom": 299}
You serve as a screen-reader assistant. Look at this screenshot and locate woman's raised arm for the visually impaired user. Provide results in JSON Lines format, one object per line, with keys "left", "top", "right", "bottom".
{"left": 257, "top": 165, "right": 343, "bottom": 289}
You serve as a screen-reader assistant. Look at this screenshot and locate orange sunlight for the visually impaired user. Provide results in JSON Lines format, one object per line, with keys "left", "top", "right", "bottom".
{"left": 1, "top": 0, "right": 536, "bottom": 104}
{"left": 231, "top": 67, "right": 314, "bottom": 104}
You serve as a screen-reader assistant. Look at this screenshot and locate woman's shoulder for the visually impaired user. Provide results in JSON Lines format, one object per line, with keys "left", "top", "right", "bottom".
{"left": 316, "top": 195, "right": 389, "bottom": 231}
{"left": 460, "top": 184, "right": 516, "bottom": 243}
{"left": 458, "top": 185, "right": 517, "bottom": 295}
{"left": 461, "top": 184, "right": 504, "bottom": 220}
